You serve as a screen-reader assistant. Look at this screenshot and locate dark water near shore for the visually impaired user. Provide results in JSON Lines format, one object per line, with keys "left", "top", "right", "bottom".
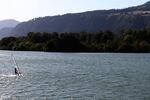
{"left": 0, "top": 51, "right": 150, "bottom": 100}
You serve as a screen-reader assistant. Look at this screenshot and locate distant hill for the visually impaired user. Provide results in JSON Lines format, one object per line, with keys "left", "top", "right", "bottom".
{"left": 7, "top": 1, "right": 150, "bottom": 36}
{"left": 0, "top": 19, "right": 20, "bottom": 38}
{"left": 0, "top": 27, "right": 14, "bottom": 38}
{"left": 0, "top": 19, "right": 19, "bottom": 30}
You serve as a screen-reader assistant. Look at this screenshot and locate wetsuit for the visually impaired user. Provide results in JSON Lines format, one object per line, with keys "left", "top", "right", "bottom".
{"left": 15, "top": 68, "right": 18, "bottom": 74}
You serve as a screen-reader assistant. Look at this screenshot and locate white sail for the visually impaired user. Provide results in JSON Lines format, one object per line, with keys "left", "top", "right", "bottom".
{"left": 11, "top": 53, "right": 18, "bottom": 69}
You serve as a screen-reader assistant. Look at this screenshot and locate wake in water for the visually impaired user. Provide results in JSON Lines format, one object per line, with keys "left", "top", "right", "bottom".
{"left": 0, "top": 74, "right": 19, "bottom": 97}
{"left": 0, "top": 74, "right": 17, "bottom": 78}
{"left": 0, "top": 74, "right": 23, "bottom": 78}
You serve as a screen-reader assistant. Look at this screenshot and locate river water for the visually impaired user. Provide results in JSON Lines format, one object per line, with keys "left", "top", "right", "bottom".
{"left": 0, "top": 51, "right": 150, "bottom": 100}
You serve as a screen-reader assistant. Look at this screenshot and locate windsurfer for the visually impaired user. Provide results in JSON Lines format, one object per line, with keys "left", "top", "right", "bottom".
{"left": 14, "top": 67, "right": 21, "bottom": 75}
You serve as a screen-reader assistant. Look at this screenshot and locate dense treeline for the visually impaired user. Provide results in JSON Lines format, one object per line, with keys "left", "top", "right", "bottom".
{"left": 0, "top": 28, "right": 150, "bottom": 52}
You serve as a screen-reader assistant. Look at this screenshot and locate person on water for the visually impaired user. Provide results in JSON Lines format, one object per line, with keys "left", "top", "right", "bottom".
{"left": 14, "top": 67, "right": 20, "bottom": 75}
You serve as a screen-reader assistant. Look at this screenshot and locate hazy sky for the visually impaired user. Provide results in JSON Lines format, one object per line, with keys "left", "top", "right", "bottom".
{"left": 0, "top": 0, "right": 149, "bottom": 21}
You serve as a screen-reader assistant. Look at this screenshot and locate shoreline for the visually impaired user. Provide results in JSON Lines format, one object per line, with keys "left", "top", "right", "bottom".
{"left": 0, "top": 49, "right": 149, "bottom": 53}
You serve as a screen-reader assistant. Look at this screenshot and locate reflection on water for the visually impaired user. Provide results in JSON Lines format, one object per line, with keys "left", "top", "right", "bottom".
{"left": 0, "top": 51, "right": 150, "bottom": 100}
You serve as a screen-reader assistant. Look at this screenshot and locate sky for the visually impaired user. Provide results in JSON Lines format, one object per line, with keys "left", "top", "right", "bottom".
{"left": 0, "top": 0, "right": 149, "bottom": 22}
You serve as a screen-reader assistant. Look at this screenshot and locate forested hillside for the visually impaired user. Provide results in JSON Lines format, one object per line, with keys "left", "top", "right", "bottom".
{"left": 11, "top": 1, "right": 150, "bottom": 36}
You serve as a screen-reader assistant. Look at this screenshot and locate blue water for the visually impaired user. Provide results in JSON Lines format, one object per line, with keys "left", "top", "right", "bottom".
{"left": 0, "top": 51, "right": 150, "bottom": 100}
